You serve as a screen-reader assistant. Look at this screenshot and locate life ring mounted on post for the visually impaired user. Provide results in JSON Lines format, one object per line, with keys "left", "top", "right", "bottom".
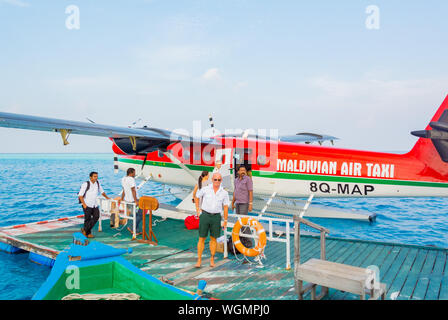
{"left": 231, "top": 217, "right": 267, "bottom": 257}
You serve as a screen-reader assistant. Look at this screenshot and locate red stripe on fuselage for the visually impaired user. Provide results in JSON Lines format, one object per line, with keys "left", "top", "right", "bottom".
{"left": 115, "top": 137, "right": 448, "bottom": 183}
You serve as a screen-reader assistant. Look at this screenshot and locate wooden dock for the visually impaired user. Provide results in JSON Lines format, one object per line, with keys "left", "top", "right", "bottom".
{"left": 1, "top": 216, "right": 447, "bottom": 300}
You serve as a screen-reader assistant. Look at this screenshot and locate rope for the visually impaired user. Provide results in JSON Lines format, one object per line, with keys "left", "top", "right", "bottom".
{"left": 62, "top": 293, "right": 141, "bottom": 300}
{"left": 152, "top": 217, "right": 167, "bottom": 227}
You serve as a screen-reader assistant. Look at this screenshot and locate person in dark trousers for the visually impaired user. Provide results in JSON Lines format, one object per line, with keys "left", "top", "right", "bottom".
{"left": 232, "top": 165, "right": 253, "bottom": 215}
{"left": 231, "top": 165, "right": 254, "bottom": 247}
{"left": 195, "top": 172, "right": 229, "bottom": 268}
{"left": 78, "top": 172, "right": 110, "bottom": 238}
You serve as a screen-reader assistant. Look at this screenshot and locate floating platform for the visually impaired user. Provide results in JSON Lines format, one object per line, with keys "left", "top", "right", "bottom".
{"left": 1, "top": 212, "right": 447, "bottom": 300}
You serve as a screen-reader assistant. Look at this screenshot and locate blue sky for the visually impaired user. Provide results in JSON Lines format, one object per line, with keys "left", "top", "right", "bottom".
{"left": 1, "top": 0, "right": 448, "bottom": 153}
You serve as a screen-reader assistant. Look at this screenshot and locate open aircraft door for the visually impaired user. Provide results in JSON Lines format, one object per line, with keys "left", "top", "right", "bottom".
{"left": 215, "top": 148, "right": 233, "bottom": 190}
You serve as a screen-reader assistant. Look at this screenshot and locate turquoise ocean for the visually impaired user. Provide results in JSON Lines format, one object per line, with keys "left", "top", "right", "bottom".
{"left": 0, "top": 153, "right": 447, "bottom": 299}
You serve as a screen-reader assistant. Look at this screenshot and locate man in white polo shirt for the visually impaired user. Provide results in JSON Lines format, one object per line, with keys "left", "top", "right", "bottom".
{"left": 194, "top": 172, "right": 229, "bottom": 268}
{"left": 78, "top": 171, "right": 110, "bottom": 238}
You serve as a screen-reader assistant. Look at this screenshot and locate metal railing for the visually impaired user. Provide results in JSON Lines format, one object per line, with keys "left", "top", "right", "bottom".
{"left": 223, "top": 214, "right": 293, "bottom": 269}
{"left": 293, "top": 204, "right": 330, "bottom": 300}
{"left": 97, "top": 198, "right": 138, "bottom": 239}
{"left": 223, "top": 194, "right": 315, "bottom": 270}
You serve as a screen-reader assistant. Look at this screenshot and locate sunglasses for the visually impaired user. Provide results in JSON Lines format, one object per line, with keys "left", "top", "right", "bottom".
{"left": 213, "top": 179, "right": 222, "bottom": 181}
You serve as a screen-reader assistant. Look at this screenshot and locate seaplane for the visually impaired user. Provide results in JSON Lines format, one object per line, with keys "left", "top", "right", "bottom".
{"left": 2, "top": 95, "right": 448, "bottom": 222}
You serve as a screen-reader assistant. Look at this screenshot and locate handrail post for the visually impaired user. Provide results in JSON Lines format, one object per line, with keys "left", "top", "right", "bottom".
{"left": 320, "top": 230, "right": 326, "bottom": 261}
{"left": 98, "top": 198, "right": 102, "bottom": 232}
{"left": 132, "top": 203, "right": 137, "bottom": 240}
{"left": 294, "top": 217, "right": 302, "bottom": 299}
{"left": 286, "top": 221, "right": 291, "bottom": 270}
{"left": 293, "top": 194, "right": 315, "bottom": 299}
{"left": 224, "top": 224, "right": 228, "bottom": 259}
{"left": 320, "top": 229, "right": 328, "bottom": 297}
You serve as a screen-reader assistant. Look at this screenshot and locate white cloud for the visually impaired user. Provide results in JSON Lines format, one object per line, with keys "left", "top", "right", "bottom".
{"left": 202, "top": 68, "right": 221, "bottom": 81}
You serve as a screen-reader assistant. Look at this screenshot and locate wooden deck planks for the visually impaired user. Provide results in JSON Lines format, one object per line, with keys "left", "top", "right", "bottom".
{"left": 207, "top": 238, "right": 297, "bottom": 298}
{"left": 425, "top": 251, "right": 447, "bottom": 300}
{"left": 2, "top": 216, "right": 448, "bottom": 300}
{"left": 338, "top": 244, "right": 387, "bottom": 300}
{"left": 382, "top": 247, "right": 413, "bottom": 298}
{"left": 212, "top": 261, "right": 292, "bottom": 300}
{"left": 327, "top": 242, "right": 372, "bottom": 299}
{"left": 387, "top": 248, "right": 420, "bottom": 296}
{"left": 397, "top": 249, "right": 429, "bottom": 300}
{"left": 186, "top": 236, "right": 323, "bottom": 300}
{"left": 230, "top": 271, "right": 293, "bottom": 300}
{"left": 262, "top": 238, "right": 341, "bottom": 300}
{"left": 438, "top": 252, "right": 448, "bottom": 300}
{"left": 378, "top": 247, "right": 405, "bottom": 281}
{"left": 323, "top": 241, "right": 364, "bottom": 299}
{"left": 411, "top": 250, "right": 438, "bottom": 300}
{"left": 182, "top": 263, "right": 282, "bottom": 299}
{"left": 276, "top": 239, "right": 353, "bottom": 300}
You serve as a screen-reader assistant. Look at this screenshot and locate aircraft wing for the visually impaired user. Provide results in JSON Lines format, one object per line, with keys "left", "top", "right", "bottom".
{"left": 279, "top": 132, "right": 338, "bottom": 145}
{"left": 0, "top": 111, "right": 215, "bottom": 145}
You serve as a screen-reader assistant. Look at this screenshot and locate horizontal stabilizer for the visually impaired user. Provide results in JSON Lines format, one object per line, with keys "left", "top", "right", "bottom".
{"left": 279, "top": 132, "right": 338, "bottom": 145}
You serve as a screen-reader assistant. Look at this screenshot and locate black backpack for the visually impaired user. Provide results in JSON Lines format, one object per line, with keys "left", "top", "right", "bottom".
{"left": 78, "top": 180, "right": 100, "bottom": 204}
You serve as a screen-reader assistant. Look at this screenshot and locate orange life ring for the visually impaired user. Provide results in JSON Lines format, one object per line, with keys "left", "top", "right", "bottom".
{"left": 232, "top": 217, "right": 267, "bottom": 257}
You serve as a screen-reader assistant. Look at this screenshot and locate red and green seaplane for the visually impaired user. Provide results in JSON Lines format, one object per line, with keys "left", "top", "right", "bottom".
{"left": 2, "top": 95, "right": 448, "bottom": 220}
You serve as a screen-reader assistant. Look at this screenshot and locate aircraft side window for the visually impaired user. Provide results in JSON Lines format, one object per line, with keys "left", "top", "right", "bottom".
{"left": 257, "top": 154, "right": 267, "bottom": 166}
{"left": 193, "top": 151, "right": 201, "bottom": 161}
{"left": 203, "top": 151, "right": 211, "bottom": 162}
{"left": 184, "top": 149, "right": 190, "bottom": 160}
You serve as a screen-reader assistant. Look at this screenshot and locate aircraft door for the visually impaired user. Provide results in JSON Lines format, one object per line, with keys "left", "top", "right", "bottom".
{"left": 233, "top": 148, "right": 253, "bottom": 178}
{"left": 215, "top": 148, "right": 233, "bottom": 190}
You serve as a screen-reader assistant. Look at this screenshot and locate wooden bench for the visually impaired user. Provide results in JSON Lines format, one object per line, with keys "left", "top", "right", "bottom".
{"left": 297, "top": 258, "right": 386, "bottom": 300}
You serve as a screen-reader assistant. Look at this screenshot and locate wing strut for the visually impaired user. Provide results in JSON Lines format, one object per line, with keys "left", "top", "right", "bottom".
{"left": 129, "top": 136, "right": 137, "bottom": 151}
{"left": 56, "top": 129, "right": 71, "bottom": 146}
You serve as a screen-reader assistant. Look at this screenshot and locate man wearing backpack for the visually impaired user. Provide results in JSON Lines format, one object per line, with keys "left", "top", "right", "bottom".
{"left": 78, "top": 171, "right": 110, "bottom": 238}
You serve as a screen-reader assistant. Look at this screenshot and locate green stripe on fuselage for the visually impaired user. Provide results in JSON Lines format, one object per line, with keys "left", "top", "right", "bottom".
{"left": 119, "top": 158, "right": 214, "bottom": 172}
{"left": 118, "top": 158, "right": 448, "bottom": 189}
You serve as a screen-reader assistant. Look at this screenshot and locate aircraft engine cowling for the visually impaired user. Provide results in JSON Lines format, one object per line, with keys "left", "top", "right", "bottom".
{"left": 112, "top": 137, "right": 172, "bottom": 155}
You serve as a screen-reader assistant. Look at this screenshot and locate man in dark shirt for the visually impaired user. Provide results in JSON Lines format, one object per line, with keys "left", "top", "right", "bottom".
{"left": 232, "top": 165, "right": 254, "bottom": 248}
{"left": 232, "top": 165, "right": 253, "bottom": 215}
